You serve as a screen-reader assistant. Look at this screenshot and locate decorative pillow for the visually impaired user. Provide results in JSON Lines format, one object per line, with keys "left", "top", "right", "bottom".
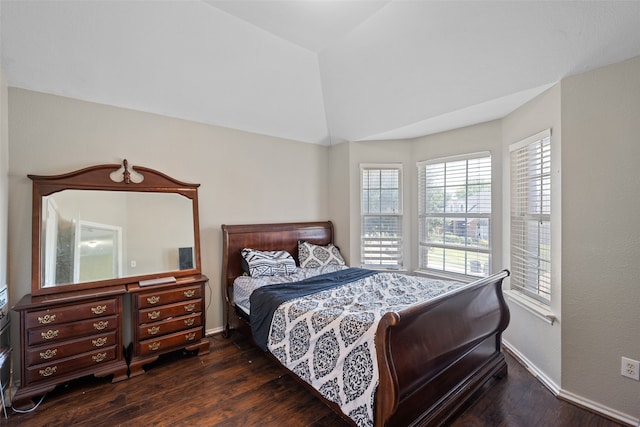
{"left": 241, "top": 248, "right": 297, "bottom": 277}
{"left": 297, "top": 241, "right": 346, "bottom": 268}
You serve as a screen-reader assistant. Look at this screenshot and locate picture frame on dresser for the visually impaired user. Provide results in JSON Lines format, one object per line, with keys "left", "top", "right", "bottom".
{"left": 12, "top": 159, "right": 210, "bottom": 410}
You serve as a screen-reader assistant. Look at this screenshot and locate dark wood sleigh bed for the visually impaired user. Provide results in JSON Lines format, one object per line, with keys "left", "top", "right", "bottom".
{"left": 221, "top": 221, "right": 510, "bottom": 427}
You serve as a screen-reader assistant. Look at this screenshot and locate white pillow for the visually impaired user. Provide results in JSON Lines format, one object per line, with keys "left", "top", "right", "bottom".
{"left": 241, "top": 248, "right": 297, "bottom": 277}
{"left": 297, "top": 241, "right": 346, "bottom": 268}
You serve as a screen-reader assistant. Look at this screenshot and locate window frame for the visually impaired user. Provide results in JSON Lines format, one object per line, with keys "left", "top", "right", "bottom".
{"left": 360, "top": 164, "right": 403, "bottom": 270}
{"left": 509, "top": 129, "right": 552, "bottom": 305}
{"left": 417, "top": 152, "right": 492, "bottom": 278}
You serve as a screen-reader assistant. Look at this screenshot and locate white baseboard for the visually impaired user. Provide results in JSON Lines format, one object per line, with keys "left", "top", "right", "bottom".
{"left": 502, "top": 340, "right": 560, "bottom": 394}
{"left": 206, "top": 326, "right": 224, "bottom": 336}
{"left": 503, "top": 340, "right": 640, "bottom": 427}
{"left": 557, "top": 388, "right": 640, "bottom": 427}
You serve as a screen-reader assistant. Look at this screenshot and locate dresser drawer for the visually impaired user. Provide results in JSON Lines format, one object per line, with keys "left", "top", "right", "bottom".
{"left": 26, "top": 299, "right": 117, "bottom": 328}
{"left": 25, "top": 331, "right": 117, "bottom": 366}
{"left": 137, "top": 313, "right": 202, "bottom": 340}
{"left": 25, "top": 346, "right": 117, "bottom": 384}
{"left": 138, "top": 300, "right": 202, "bottom": 324}
{"left": 28, "top": 315, "right": 118, "bottom": 346}
{"left": 136, "top": 285, "right": 202, "bottom": 309}
{"left": 137, "top": 327, "right": 203, "bottom": 356}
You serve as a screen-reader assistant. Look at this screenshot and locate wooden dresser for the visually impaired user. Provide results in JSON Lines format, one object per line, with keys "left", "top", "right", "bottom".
{"left": 127, "top": 275, "right": 210, "bottom": 377}
{"left": 15, "top": 160, "right": 210, "bottom": 408}
{"left": 12, "top": 287, "right": 129, "bottom": 409}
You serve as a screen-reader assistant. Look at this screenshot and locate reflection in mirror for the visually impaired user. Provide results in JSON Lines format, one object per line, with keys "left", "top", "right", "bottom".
{"left": 75, "top": 221, "right": 122, "bottom": 283}
{"left": 42, "top": 190, "right": 196, "bottom": 288}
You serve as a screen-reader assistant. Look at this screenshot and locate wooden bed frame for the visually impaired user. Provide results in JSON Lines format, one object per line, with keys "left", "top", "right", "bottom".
{"left": 221, "top": 221, "right": 510, "bottom": 427}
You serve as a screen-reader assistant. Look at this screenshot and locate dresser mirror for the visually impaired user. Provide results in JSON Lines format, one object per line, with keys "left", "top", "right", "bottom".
{"left": 30, "top": 160, "right": 202, "bottom": 296}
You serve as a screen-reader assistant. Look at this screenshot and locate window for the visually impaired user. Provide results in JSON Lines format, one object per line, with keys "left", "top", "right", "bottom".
{"left": 510, "top": 130, "right": 551, "bottom": 303}
{"left": 360, "top": 165, "right": 403, "bottom": 269}
{"left": 418, "top": 153, "right": 491, "bottom": 277}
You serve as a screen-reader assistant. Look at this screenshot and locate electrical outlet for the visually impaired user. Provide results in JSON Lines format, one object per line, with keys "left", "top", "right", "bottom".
{"left": 621, "top": 357, "right": 640, "bottom": 380}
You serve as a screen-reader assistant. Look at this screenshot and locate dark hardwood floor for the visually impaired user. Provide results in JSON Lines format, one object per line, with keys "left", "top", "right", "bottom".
{"left": 0, "top": 333, "right": 624, "bottom": 427}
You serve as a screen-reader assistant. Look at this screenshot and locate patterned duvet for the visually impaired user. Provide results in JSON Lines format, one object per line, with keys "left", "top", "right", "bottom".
{"left": 234, "top": 268, "right": 463, "bottom": 427}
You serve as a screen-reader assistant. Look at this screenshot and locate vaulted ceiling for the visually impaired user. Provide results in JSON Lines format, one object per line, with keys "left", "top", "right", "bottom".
{"left": 2, "top": 1, "right": 640, "bottom": 145}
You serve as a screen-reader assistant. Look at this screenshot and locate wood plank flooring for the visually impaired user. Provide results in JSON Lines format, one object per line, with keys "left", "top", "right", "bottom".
{"left": 0, "top": 333, "right": 625, "bottom": 427}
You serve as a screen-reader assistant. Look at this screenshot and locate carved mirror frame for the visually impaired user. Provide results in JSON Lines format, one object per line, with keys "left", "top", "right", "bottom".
{"left": 29, "top": 160, "right": 202, "bottom": 296}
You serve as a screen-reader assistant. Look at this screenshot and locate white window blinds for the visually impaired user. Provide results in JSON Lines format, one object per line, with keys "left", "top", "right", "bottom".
{"left": 510, "top": 130, "right": 552, "bottom": 303}
{"left": 417, "top": 153, "right": 492, "bottom": 277}
{"left": 361, "top": 165, "right": 403, "bottom": 269}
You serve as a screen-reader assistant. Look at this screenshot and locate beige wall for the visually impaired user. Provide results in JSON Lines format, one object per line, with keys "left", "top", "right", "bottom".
{"left": 7, "top": 88, "right": 330, "bottom": 339}
{"left": 499, "top": 56, "right": 640, "bottom": 423}
{"left": 0, "top": 69, "right": 8, "bottom": 293}
{"left": 327, "top": 141, "right": 351, "bottom": 263}
{"left": 501, "top": 84, "right": 563, "bottom": 388}
{"left": 560, "top": 55, "right": 640, "bottom": 421}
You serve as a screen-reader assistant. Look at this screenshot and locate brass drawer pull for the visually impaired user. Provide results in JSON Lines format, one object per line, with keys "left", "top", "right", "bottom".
{"left": 147, "top": 326, "right": 161, "bottom": 335}
{"left": 38, "top": 314, "right": 56, "bottom": 324}
{"left": 92, "top": 337, "right": 108, "bottom": 347}
{"left": 40, "top": 349, "right": 58, "bottom": 360}
{"left": 92, "top": 352, "right": 107, "bottom": 363}
{"left": 148, "top": 342, "right": 161, "bottom": 351}
{"left": 91, "top": 305, "right": 107, "bottom": 315}
{"left": 183, "top": 290, "right": 196, "bottom": 297}
{"left": 93, "top": 321, "right": 109, "bottom": 330}
{"left": 184, "top": 304, "right": 195, "bottom": 312}
{"left": 41, "top": 329, "right": 60, "bottom": 340}
{"left": 184, "top": 318, "right": 195, "bottom": 327}
{"left": 185, "top": 332, "right": 196, "bottom": 341}
{"left": 146, "top": 296, "right": 161, "bottom": 304}
{"left": 148, "top": 311, "right": 161, "bottom": 320}
{"left": 39, "top": 366, "right": 57, "bottom": 377}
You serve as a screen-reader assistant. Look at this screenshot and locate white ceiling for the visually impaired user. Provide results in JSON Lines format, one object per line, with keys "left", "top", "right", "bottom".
{"left": 206, "top": 1, "right": 391, "bottom": 53}
{"left": 2, "top": 1, "right": 640, "bottom": 145}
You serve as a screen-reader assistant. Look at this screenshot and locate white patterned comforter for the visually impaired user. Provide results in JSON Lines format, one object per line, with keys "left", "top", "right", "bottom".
{"left": 264, "top": 271, "right": 463, "bottom": 427}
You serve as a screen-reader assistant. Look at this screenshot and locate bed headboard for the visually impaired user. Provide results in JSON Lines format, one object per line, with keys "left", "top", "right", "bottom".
{"left": 221, "top": 221, "right": 334, "bottom": 291}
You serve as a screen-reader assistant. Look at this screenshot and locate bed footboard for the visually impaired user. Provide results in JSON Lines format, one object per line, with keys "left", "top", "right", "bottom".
{"left": 375, "top": 269, "right": 510, "bottom": 427}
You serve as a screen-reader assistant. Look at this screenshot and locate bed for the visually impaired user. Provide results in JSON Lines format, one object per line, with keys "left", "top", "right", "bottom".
{"left": 221, "top": 221, "right": 510, "bottom": 427}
